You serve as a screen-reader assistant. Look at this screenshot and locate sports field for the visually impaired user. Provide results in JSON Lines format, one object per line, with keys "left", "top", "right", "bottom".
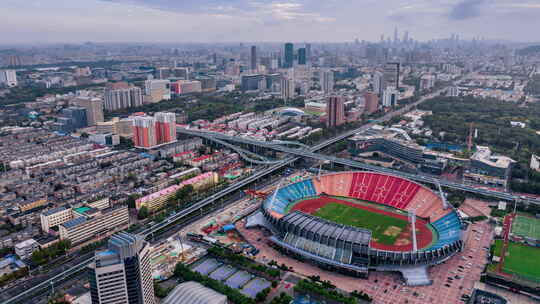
{"left": 313, "top": 202, "right": 408, "bottom": 245}
{"left": 501, "top": 242, "right": 540, "bottom": 280}
{"left": 511, "top": 214, "right": 540, "bottom": 240}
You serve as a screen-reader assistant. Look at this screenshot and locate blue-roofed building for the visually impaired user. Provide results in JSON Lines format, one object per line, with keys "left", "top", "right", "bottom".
{"left": 88, "top": 232, "right": 155, "bottom": 304}
{"left": 58, "top": 205, "right": 129, "bottom": 246}
{"left": 40, "top": 205, "right": 73, "bottom": 233}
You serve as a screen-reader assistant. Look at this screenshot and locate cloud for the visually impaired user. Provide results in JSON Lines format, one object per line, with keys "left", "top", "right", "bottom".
{"left": 448, "top": 0, "right": 485, "bottom": 20}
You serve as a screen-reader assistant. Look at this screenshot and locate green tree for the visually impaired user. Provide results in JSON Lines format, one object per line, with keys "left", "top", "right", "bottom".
{"left": 138, "top": 206, "right": 149, "bottom": 219}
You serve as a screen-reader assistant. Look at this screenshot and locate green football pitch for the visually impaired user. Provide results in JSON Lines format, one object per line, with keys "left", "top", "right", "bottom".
{"left": 512, "top": 215, "right": 540, "bottom": 240}
{"left": 313, "top": 202, "right": 408, "bottom": 245}
{"left": 502, "top": 242, "right": 540, "bottom": 281}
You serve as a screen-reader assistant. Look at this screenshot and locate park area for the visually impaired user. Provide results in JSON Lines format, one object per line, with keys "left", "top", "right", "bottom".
{"left": 511, "top": 214, "right": 540, "bottom": 241}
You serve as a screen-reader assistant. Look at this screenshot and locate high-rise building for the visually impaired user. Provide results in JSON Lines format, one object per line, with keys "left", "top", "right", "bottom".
{"left": 155, "top": 67, "right": 171, "bottom": 80}
{"left": 75, "top": 97, "right": 104, "bottom": 126}
{"left": 0, "top": 70, "right": 17, "bottom": 87}
{"left": 298, "top": 48, "right": 306, "bottom": 65}
{"left": 265, "top": 74, "right": 282, "bottom": 92}
{"left": 250, "top": 45, "right": 257, "bottom": 72}
{"left": 88, "top": 232, "right": 155, "bottom": 304}
{"left": 280, "top": 77, "right": 295, "bottom": 101}
{"left": 305, "top": 43, "right": 311, "bottom": 66}
{"left": 132, "top": 112, "right": 176, "bottom": 148}
{"left": 171, "top": 80, "right": 202, "bottom": 94}
{"left": 372, "top": 71, "right": 385, "bottom": 95}
{"left": 171, "top": 67, "right": 189, "bottom": 80}
{"left": 61, "top": 106, "right": 88, "bottom": 131}
{"left": 154, "top": 112, "right": 177, "bottom": 145}
{"left": 196, "top": 77, "right": 217, "bottom": 93}
{"left": 448, "top": 86, "right": 459, "bottom": 97}
{"left": 384, "top": 62, "right": 400, "bottom": 90}
{"left": 104, "top": 82, "right": 143, "bottom": 111}
{"left": 382, "top": 87, "right": 399, "bottom": 107}
{"left": 284, "top": 43, "right": 294, "bottom": 68}
{"left": 364, "top": 92, "right": 379, "bottom": 115}
{"left": 241, "top": 74, "right": 266, "bottom": 91}
{"left": 144, "top": 79, "right": 171, "bottom": 103}
{"left": 326, "top": 96, "right": 345, "bottom": 128}
{"left": 321, "top": 70, "right": 334, "bottom": 93}
{"left": 132, "top": 116, "right": 157, "bottom": 148}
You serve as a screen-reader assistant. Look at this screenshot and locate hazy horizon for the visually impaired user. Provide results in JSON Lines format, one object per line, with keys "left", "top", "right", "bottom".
{"left": 1, "top": 0, "right": 539, "bottom": 44}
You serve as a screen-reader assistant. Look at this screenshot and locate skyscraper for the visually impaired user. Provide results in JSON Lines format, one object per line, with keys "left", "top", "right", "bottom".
{"left": 88, "top": 232, "right": 155, "bottom": 304}
{"left": 250, "top": 45, "right": 257, "bottom": 72}
{"left": 373, "top": 71, "right": 385, "bottom": 96}
{"left": 384, "top": 62, "right": 400, "bottom": 90}
{"left": 132, "top": 116, "right": 157, "bottom": 148}
{"left": 321, "top": 70, "right": 334, "bottom": 93}
{"left": 382, "top": 87, "right": 399, "bottom": 107}
{"left": 364, "top": 92, "right": 379, "bottom": 115}
{"left": 75, "top": 97, "right": 104, "bottom": 126}
{"left": 298, "top": 48, "right": 306, "bottom": 65}
{"left": 132, "top": 112, "right": 177, "bottom": 148}
{"left": 284, "top": 43, "right": 294, "bottom": 68}
{"left": 280, "top": 76, "right": 295, "bottom": 101}
{"left": 154, "top": 112, "right": 177, "bottom": 144}
{"left": 305, "top": 43, "right": 311, "bottom": 66}
{"left": 326, "top": 96, "right": 345, "bottom": 128}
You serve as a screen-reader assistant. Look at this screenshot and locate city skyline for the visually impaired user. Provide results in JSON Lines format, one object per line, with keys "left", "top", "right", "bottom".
{"left": 1, "top": 0, "right": 540, "bottom": 44}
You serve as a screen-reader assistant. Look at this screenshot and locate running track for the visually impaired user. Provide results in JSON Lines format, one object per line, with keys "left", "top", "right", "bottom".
{"left": 291, "top": 196, "right": 435, "bottom": 251}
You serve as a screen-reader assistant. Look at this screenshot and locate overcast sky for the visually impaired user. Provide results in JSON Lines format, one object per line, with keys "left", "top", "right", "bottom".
{"left": 1, "top": 0, "right": 539, "bottom": 44}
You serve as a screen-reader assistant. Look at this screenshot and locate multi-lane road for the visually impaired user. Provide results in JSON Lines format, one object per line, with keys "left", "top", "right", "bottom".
{"left": 2, "top": 160, "right": 295, "bottom": 304}
{"left": 4, "top": 85, "right": 531, "bottom": 304}
{"left": 176, "top": 89, "right": 540, "bottom": 207}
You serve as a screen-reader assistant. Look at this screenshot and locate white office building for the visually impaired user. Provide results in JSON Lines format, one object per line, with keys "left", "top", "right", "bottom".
{"left": 144, "top": 79, "right": 171, "bottom": 103}
{"left": 382, "top": 87, "right": 399, "bottom": 107}
{"left": 0, "top": 70, "right": 17, "bottom": 87}
{"left": 321, "top": 70, "right": 334, "bottom": 93}
{"left": 88, "top": 232, "right": 155, "bottom": 304}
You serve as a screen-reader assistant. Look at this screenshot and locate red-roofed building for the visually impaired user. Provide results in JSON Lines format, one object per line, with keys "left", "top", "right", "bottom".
{"left": 135, "top": 184, "right": 181, "bottom": 211}
{"left": 187, "top": 154, "right": 214, "bottom": 167}
{"left": 173, "top": 150, "right": 196, "bottom": 162}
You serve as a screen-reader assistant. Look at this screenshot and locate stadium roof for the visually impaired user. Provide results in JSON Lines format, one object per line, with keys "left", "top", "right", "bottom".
{"left": 162, "top": 281, "right": 227, "bottom": 304}
{"left": 281, "top": 211, "right": 371, "bottom": 245}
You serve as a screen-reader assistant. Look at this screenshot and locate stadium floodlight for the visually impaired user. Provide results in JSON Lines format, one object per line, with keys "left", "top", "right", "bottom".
{"left": 409, "top": 210, "right": 418, "bottom": 252}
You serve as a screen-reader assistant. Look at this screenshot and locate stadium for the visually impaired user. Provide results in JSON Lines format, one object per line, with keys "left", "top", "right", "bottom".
{"left": 250, "top": 171, "right": 465, "bottom": 286}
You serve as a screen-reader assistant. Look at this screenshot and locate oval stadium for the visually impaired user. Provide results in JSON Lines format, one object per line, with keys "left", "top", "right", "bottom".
{"left": 250, "top": 171, "right": 464, "bottom": 286}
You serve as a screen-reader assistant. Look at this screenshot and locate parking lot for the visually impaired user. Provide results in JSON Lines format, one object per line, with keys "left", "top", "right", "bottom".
{"left": 238, "top": 219, "right": 494, "bottom": 304}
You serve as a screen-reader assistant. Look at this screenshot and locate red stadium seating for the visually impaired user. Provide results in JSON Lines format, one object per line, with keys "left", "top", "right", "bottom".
{"left": 294, "top": 172, "right": 444, "bottom": 222}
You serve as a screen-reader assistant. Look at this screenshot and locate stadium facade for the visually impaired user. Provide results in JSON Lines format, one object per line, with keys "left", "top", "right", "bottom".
{"left": 249, "top": 171, "right": 465, "bottom": 286}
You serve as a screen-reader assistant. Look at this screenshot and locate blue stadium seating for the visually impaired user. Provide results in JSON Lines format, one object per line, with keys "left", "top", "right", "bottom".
{"left": 431, "top": 211, "right": 461, "bottom": 249}
{"left": 264, "top": 180, "right": 318, "bottom": 215}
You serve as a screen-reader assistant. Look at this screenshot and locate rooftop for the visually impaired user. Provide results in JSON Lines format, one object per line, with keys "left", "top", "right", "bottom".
{"left": 42, "top": 205, "right": 70, "bottom": 216}
{"left": 61, "top": 217, "right": 88, "bottom": 229}
{"left": 73, "top": 206, "right": 91, "bottom": 214}
{"left": 472, "top": 146, "right": 515, "bottom": 169}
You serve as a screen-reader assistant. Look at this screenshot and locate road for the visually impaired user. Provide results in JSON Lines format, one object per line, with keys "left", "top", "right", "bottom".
{"left": 176, "top": 88, "right": 540, "bottom": 207}
{"left": 0, "top": 85, "right": 479, "bottom": 304}
{"left": 1, "top": 163, "right": 292, "bottom": 304}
